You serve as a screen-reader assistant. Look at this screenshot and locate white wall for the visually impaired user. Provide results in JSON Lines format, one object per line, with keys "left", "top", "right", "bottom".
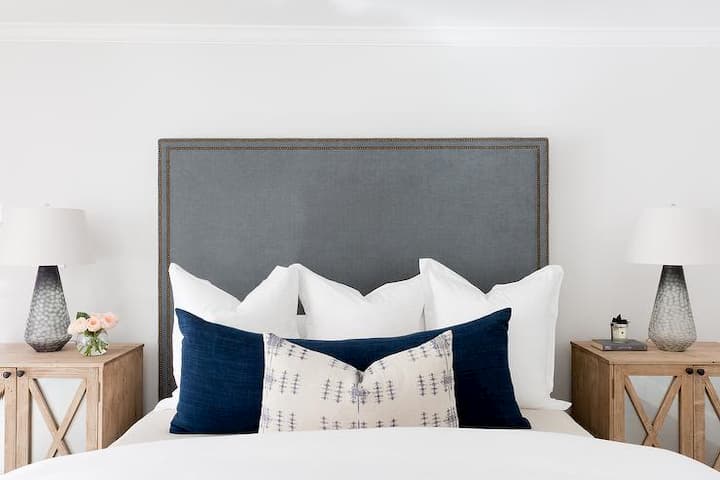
{"left": 1, "top": 41, "right": 719, "bottom": 412}
{"left": 3, "top": 0, "right": 720, "bottom": 27}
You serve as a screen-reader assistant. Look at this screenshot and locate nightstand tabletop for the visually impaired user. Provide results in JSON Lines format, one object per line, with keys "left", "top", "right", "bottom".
{"left": 571, "top": 340, "right": 720, "bottom": 365}
{"left": 0, "top": 343, "right": 143, "bottom": 366}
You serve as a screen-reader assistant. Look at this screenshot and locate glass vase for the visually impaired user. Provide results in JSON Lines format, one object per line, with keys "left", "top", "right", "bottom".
{"left": 75, "top": 330, "right": 109, "bottom": 356}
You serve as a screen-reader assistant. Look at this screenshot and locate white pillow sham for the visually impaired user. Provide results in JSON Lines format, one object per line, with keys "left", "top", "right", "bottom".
{"left": 291, "top": 264, "right": 425, "bottom": 340}
{"left": 420, "top": 258, "right": 569, "bottom": 410}
{"left": 259, "top": 331, "right": 457, "bottom": 432}
{"left": 169, "top": 263, "right": 300, "bottom": 396}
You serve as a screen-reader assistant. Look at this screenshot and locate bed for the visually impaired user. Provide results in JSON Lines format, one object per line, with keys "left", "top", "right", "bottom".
{"left": 146, "top": 137, "right": 586, "bottom": 441}
{"left": 6, "top": 138, "right": 718, "bottom": 478}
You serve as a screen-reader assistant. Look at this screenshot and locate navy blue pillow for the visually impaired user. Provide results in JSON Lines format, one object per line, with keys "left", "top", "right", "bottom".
{"left": 171, "top": 307, "right": 529, "bottom": 434}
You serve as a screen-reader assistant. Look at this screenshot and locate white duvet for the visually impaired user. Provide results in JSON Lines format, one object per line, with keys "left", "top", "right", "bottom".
{"left": 7, "top": 428, "right": 718, "bottom": 479}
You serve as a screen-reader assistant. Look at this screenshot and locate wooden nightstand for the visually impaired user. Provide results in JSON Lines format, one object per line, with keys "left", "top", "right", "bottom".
{"left": 0, "top": 343, "right": 142, "bottom": 473}
{"left": 571, "top": 340, "right": 720, "bottom": 470}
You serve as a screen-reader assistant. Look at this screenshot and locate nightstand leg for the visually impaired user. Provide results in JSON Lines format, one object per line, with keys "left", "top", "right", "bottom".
{"left": 86, "top": 369, "right": 99, "bottom": 451}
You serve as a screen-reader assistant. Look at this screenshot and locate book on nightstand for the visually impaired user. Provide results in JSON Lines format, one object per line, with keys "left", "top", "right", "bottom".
{"left": 591, "top": 339, "right": 647, "bottom": 351}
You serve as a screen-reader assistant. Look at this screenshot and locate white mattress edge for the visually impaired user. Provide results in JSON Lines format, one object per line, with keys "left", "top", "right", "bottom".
{"left": 113, "top": 406, "right": 591, "bottom": 448}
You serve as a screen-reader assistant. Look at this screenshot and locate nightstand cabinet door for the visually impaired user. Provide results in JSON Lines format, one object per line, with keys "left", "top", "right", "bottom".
{"left": 1, "top": 367, "right": 17, "bottom": 473}
{"left": 693, "top": 365, "right": 720, "bottom": 468}
{"left": 15, "top": 367, "right": 99, "bottom": 468}
{"left": 612, "top": 365, "right": 694, "bottom": 457}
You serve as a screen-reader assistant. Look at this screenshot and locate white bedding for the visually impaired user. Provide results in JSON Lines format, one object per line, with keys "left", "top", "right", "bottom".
{"left": 9, "top": 427, "right": 717, "bottom": 479}
{"left": 112, "top": 407, "right": 592, "bottom": 447}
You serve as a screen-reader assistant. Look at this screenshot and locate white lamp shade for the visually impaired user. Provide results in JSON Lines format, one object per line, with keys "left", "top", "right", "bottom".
{"left": 0, "top": 207, "right": 94, "bottom": 266}
{"left": 627, "top": 207, "right": 720, "bottom": 265}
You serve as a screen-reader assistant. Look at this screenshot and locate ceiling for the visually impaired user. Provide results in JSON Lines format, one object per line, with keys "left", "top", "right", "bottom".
{"left": 2, "top": 0, "right": 720, "bottom": 28}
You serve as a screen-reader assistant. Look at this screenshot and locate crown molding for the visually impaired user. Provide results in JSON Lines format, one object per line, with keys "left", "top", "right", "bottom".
{"left": 1, "top": 23, "right": 720, "bottom": 47}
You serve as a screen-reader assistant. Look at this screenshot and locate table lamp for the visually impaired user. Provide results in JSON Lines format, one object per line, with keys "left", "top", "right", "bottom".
{"left": 0, "top": 207, "right": 93, "bottom": 352}
{"left": 627, "top": 206, "right": 720, "bottom": 351}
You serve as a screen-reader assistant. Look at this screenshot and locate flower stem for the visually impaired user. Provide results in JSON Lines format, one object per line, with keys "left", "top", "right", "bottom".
{"left": 78, "top": 329, "right": 108, "bottom": 356}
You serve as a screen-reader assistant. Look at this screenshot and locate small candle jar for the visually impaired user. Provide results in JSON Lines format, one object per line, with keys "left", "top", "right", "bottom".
{"left": 611, "top": 316, "right": 629, "bottom": 342}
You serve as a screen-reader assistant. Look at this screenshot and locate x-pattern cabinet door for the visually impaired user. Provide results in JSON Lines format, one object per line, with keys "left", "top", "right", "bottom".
{"left": 1, "top": 367, "right": 17, "bottom": 473}
{"left": 612, "top": 364, "right": 694, "bottom": 457}
{"left": 694, "top": 365, "right": 720, "bottom": 469}
{"left": 15, "top": 367, "right": 99, "bottom": 469}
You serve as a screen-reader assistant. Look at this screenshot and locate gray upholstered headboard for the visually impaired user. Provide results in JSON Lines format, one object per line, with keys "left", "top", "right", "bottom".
{"left": 158, "top": 138, "right": 548, "bottom": 399}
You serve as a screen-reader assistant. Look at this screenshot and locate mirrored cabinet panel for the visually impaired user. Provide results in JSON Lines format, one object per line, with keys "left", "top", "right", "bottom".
{"left": 624, "top": 375, "right": 681, "bottom": 451}
{"left": 28, "top": 377, "right": 88, "bottom": 463}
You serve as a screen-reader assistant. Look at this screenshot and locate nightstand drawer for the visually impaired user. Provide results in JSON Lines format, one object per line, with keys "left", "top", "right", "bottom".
{"left": 0, "top": 344, "right": 142, "bottom": 473}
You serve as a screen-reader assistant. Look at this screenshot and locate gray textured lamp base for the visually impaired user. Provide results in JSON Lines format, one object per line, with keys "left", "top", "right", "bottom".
{"left": 648, "top": 265, "right": 697, "bottom": 352}
{"left": 25, "top": 265, "right": 72, "bottom": 352}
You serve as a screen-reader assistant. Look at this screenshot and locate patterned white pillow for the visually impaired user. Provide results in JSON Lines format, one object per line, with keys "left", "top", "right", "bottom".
{"left": 259, "top": 331, "right": 458, "bottom": 432}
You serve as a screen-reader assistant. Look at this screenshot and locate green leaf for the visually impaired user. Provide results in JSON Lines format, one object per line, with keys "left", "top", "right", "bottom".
{"left": 76, "top": 311, "right": 90, "bottom": 320}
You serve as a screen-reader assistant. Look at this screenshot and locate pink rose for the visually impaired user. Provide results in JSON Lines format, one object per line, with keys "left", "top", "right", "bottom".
{"left": 86, "top": 316, "right": 102, "bottom": 333}
{"left": 67, "top": 317, "right": 88, "bottom": 335}
{"left": 100, "top": 312, "right": 118, "bottom": 330}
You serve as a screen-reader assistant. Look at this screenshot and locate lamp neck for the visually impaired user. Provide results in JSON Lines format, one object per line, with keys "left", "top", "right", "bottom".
{"left": 661, "top": 264, "right": 684, "bottom": 273}
{"left": 35, "top": 265, "right": 62, "bottom": 286}
{"left": 658, "top": 265, "right": 687, "bottom": 291}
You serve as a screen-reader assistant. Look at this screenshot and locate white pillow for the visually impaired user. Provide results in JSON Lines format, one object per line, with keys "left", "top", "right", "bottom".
{"left": 259, "top": 331, "right": 457, "bottom": 432}
{"left": 169, "top": 263, "right": 300, "bottom": 396}
{"left": 291, "top": 264, "right": 425, "bottom": 340}
{"left": 419, "top": 258, "right": 569, "bottom": 410}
